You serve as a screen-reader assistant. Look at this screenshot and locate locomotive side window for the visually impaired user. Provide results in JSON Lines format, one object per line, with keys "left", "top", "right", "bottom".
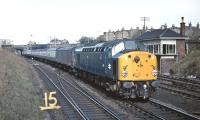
{"left": 100, "top": 47, "right": 105, "bottom": 52}
{"left": 95, "top": 47, "right": 99, "bottom": 52}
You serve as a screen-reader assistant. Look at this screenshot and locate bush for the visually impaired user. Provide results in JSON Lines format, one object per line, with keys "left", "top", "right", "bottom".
{"left": 171, "top": 49, "right": 200, "bottom": 77}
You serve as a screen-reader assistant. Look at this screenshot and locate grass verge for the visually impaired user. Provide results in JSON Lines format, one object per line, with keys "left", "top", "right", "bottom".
{"left": 0, "top": 49, "right": 46, "bottom": 120}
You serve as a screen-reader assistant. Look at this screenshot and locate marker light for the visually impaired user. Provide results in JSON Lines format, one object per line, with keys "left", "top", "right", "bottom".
{"left": 122, "top": 70, "right": 128, "bottom": 78}
{"left": 152, "top": 69, "right": 158, "bottom": 76}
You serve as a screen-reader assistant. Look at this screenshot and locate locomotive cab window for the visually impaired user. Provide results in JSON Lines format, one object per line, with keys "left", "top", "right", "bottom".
{"left": 124, "top": 41, "right": 146, "bottom": 51}
{"left": 112, "top": 42, "right": 125, "bottom": 56}
{"left": 124, "top": 41, "right": 136, "bottom": 50}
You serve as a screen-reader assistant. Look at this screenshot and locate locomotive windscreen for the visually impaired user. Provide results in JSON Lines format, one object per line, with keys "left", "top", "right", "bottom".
{"left": 124, "top": 41, "right": 146, "bottom": 51}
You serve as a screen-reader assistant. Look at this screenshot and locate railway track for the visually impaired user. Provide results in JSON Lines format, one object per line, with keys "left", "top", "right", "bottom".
{"left": 159, "top": 81, "right": 200, "bottom": 93}
{"left": 149, "top": 98, "right": 200, "bottom": 120}
{"left": 159, "top": 75, "right": 200, "bottom": 91}
{"left": 54, "top": 66, "right": 200, "bottom": 120}
{"left": 158, "top": 75, "right": 200, "bottom": 99}
{"left": 159, "top": 75, "right": 200, "bottom": 86}
{"left": 29, "top": 59, "right": 200, "bottom": 120}
{"left": 34, "top": 64, "right": 123, "bottom": 120}
{"left": 51, "top": 67, "right": 200, "bottom": 120}
{"left": 158, "top": 83, "right": 200, "bottom": 99}
{"left": 125, "top": 98, "right": 200, "bottom": 120}
{"left": 35, "top": 65, "right": 85, "bottom": 120}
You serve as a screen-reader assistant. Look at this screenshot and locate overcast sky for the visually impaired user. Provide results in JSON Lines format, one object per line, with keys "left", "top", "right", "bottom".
{"left": 0, "top": 0, "right": 199, "bottom": 45}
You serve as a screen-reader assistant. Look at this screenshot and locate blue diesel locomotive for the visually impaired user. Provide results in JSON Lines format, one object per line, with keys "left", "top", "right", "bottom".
{"left": 23, "top": 39, "right": 157, "bottom": 99}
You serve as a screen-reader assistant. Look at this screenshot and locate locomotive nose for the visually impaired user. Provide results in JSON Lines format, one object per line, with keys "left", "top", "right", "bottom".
{"left": 118, "top": 51, "right": 157, "bottom": 81}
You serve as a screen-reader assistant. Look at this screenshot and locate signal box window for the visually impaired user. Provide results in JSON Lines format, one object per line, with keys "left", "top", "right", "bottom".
{"left": 162, "top": 44, "right": 176, "bottom": 55}
{"left": 154, "top": 44, "right": 160, "bottom": 54}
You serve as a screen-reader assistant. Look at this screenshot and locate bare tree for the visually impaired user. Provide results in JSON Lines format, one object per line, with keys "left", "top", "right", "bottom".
{"left": 96, "top": 35, "right": 105, "bottom": 42}
{"left": 78, "top": 36, "right": 95, "bottom": 45}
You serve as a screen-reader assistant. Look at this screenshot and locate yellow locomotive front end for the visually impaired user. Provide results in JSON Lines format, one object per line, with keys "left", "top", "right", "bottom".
{"left": 118, "top": 51, "right": 157, "bottom": 81}
{"left": 117, "top": 51, "right": 157, "bottom": 99}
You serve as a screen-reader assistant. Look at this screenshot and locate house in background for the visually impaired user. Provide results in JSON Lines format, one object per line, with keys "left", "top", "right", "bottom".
{"left": 171, "top": 18, "right": 200, "bottom": 53}
{"left": 102, "top": 27, "right": 143, "bottom": 41}
{"left": 136, "top": 18, "right": 188, "bottom": 74}
{"left": 0, "top": 39, "right": 12, "bottom": 48}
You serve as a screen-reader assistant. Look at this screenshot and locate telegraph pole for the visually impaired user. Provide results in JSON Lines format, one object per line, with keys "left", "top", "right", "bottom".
{"left": 30, "top": 34, "right": 32, "bottom": 50}
{"left": 140, "top": 17, "right": 150, "bottom": 31}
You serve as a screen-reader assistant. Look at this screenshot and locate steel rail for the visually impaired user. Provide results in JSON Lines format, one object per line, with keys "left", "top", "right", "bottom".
{"left": 35, "top": 66, "right": 89, "bottom": 120}
{"left": 159, "top": 76, "right": 200, "bottom": 89}
{"left": 159, "top": 75, "right": 200, "bottom": 85}
{"left": 129, "top": 101, "right": 167, "bottom": 120}
{"left": 57, "top": 72, "right": 168, "bottom": 120}
{"left": 149, "top": 98, "right": 200, "bottom": 120}
{"left": 37, "top": 65, "right": 122, "bottom": 120}
{"left": 56, "top": 72, "right": 122, "bottom": 120}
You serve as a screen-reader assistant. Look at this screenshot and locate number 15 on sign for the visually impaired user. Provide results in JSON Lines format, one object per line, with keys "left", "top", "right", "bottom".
{"left": 40, "top": 91, "right": 61, "bottom": 111}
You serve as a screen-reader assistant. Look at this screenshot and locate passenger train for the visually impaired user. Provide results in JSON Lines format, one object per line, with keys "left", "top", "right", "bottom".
{"left": 23, "top": 39, "right": 158, "bottom": 99}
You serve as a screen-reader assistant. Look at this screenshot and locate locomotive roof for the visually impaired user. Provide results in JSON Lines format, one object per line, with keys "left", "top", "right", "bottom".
{"left": 57, "top": 46, "right": 75, "bottom": 50}
{"left": 100, "top": 39, "right": 128, "bottom": 47}
{"left": 85, "top": 39, "right": 136, "bottom": 47}
{"left": 48, "top": 48, "right": 57, "bottom": 50}
{"left": 75, "top": 39, "right": 146, "bottom": 52}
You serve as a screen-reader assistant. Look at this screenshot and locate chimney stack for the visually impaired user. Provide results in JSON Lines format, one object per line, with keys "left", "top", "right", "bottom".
{"left": 189, "top": 22, "right": 192, "bottom": 28}
{"left": 164, "top": 24, "right": 167, "bottom": 29}
{"left": 180, "top": 17, "right": 185, "bottom": 36}
{"left": 172, "top": 24, "right": 175, "bottom": 29}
